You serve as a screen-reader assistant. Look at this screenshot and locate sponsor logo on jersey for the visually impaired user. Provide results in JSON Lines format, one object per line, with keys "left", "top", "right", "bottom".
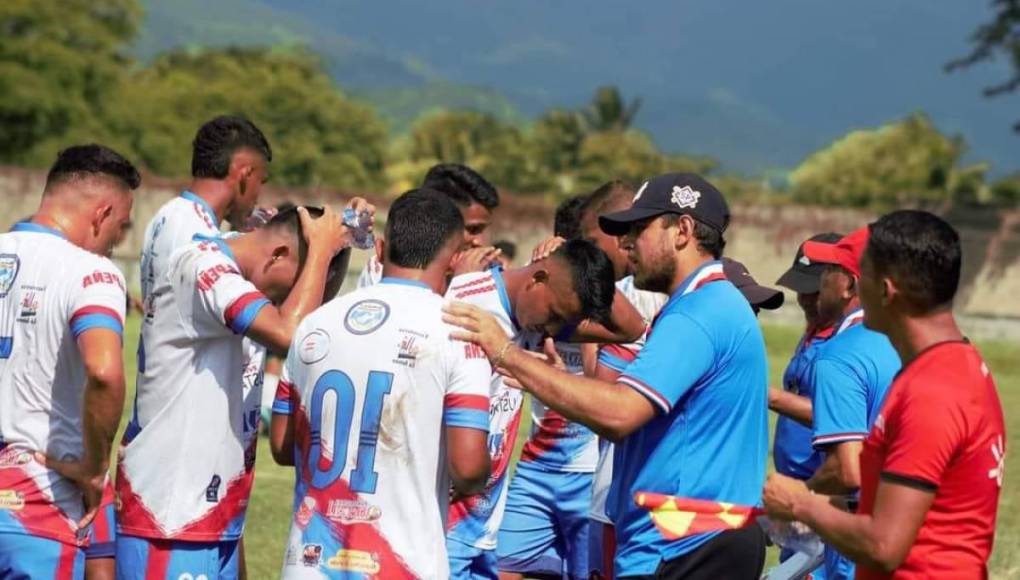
{"left": 325, "top": 498, "right": 383, "bottom": 524}
{"left": 326, "top": 549, "right": 381, "bottom": 574}
{"left": 298, "top": 330, "right": 331, "bottom": 364}
{"left": 205, "top": 474, "right": 221, "bottom": 502}
{"left": 0, "top": 450, "right": 32, "bottom": 467}
{"left": 196, "top": 263, "right": 241, "bottom": 292}
{"left": 17, "top": 291, "right": 39, "bottom": 322}
{"left": 0, "top": 490, "right": 25, "bottom": 511}
{"left": 0, "top": 254, "right": 20, "bottom": 298}
{"left": 296, "top": 496, "right": 317, "bottom": 527}
{"left": 81, "top": 270, "right": 124, "bottom": 290}
{"left": 302, "top": 544, "right": 323, "bottom": 567}
{"left": 464, "top": 343, "right": 486, "bottom": 360}
{"left": 344, "top": 299, "right": 390, "bottom": 335}
{"left": 393, "top": 333, "right": 420, "bottom": 367}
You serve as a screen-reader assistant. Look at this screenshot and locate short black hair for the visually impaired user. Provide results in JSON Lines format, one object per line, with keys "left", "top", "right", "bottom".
{"left": 663, "top": 214, "right": 726, "bottom": 258}
{"left": 866, "top": 210, "right": 961, "bottom": 311}
{"left": 422, "top": 163, "right": 499, "bottom": 209}
{"left": 493, "top": 240, "right": 517, "bottom": 260}
{"left": 45, "top": 144, "right": 141, "bottom": 191}
{"left": 554, "top": 194, "right": 590, "bottom": 240}
{"left": 265, "top": 206, "right": 348, "bottom": 284}
{"left": 386, "top": 188, "right": 465, "bottom": 269}
{"left": 552, "top": 239, "right": 616, "bottom": 325}
{"left": 583, "top": 180, "right": 634, "bottom": 218}
{"left": 191, "top": 115, "right": 272, "bottom": 179}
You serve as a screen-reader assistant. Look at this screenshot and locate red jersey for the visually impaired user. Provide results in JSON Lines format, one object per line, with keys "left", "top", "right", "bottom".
{"left": 858, "top": 341, "right": 1005, "bottom": 580}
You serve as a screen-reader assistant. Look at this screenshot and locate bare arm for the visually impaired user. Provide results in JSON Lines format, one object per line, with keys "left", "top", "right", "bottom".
{"left": 769, "top": 388, "right": 813, "bottom": 427}
{"left": 270, "top": 412, "right": 295, "bottom": 466}
{"left": 808, "top": 441, "right": 862, "bottom": 494}
{"left": 446, "top": 426, "right": 490, "bottom": 495}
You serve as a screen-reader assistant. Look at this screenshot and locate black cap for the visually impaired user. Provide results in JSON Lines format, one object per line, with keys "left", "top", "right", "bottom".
{"left": 775, "top": 232, "right": 844, "bottom": 294}
{"left": 723, "top": 257, "right": 785, "bottom": 310}
{"left": 599, "top": 173, "right": 730, "bottom": 236}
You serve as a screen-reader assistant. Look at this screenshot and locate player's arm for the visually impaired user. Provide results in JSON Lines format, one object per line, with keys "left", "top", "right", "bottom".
{"left": 768, "top": 388, "right": 813, "bottom": 426}
{"left": 567, "top": 288, "right": 645, "bottom": 344}
{"left": 808, "top": 441, "right": 862, "bottom": 494}
{"left": 808, "top": 357, "right": 867, "bottom": 494}
{"left": 269, "top": 377, "right": 296, "bottom": 466}
{"left": 443, "top": 341, "right": 494, "bottom": 494}
{"left": 446, "top": 427, "right": 490, "bottom": 495}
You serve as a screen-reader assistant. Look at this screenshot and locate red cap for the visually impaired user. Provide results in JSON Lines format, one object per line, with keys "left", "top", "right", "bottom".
{"left": 801, "top": 226, "right": 869, "bottom": 277}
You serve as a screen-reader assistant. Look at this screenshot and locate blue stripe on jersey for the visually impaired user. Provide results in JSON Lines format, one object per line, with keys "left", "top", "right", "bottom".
{"left": 10, "top": 221, "right": 67, "bottom": 238}
{"left": 443, "top": 408, "right": 489, "bottom": 431}
{"left": 597, "top": 351, "right": 631, "bottom": 373}
{"left": 271, "top": 400, "right": 293, "bottom": 415}
{"left": 490, "top": 266, "right": 520, "bottom": 333}
{"left": 70, "top": 314, "right": 123, "bottom": 339}
{"left": 181, "top": 191, "right": 221, "bottom": 229}
{"left": 228, "top": 298, "right": 270, "bottom": 335}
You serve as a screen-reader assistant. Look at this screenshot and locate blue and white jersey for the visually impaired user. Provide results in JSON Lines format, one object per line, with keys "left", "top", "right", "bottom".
{"left": 607, "top": 261, "right": 769, "bottom": 577}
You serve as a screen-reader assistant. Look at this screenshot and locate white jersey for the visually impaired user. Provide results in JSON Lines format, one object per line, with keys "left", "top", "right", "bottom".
{"left": 589, "top": 276, "right": 667, "bottom": 523}
{"left": 444, "top": 267, "right": 522, "bottom": 550}
{"left": 117, "top": 237, "right": 271, "bottom": 541}
{"left": 0, "top": 223, "right": 126, "bottom": 546}
{"left": 356, "top": 254, "right": 383, "bottom": 289}
{"left": 276, "top": 278, "right": 491, "bottom": 580}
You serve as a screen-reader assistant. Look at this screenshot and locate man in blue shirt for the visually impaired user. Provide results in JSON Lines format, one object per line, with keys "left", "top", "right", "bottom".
{"left": 799, "top": 228, "right": 902, "bottom": 580}
{"left": 444, "top": 173, "right": 770, "bottom": 579}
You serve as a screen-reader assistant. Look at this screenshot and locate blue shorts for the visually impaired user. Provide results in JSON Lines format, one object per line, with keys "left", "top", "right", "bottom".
{"left": 0, "top": 532, "right": 84, "bottom": 579}
{"left": 448, "top": 537, "right": 498, "bottom": 580}
{"left": 823, "top": 546, "right": 854, "bottom": 580}
{"left": 496, "top": 462, "right": 592, "bottom": 579}
{"left": 86, "top": 500, "right": 117, "bottom": 560}
{"left": 115, "top": 535, "right": 239, "bottom": 579}
{"left": 587, "top": 520, "right": 615, "bottom": 579}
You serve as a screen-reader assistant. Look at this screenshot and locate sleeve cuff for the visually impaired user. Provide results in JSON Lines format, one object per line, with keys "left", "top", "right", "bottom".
{"left": 618, "top": 375, "right": 671, "bottom": 414}
{"left": 224, "top": 293, "right": 271, "bottom": 335}
{"left": 70, "top": 306, "right": 124, "bottom": 339}
{"left": 812, "top": 432, "right": 867, "bottom": 448}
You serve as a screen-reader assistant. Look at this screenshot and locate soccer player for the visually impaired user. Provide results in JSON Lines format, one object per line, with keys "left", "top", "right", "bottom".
{"left": 445, "top": 237, "right": 627, "bottom": 580}
{"left": 796, "top": 227, "right": 901, "bottom": 580}
{"left": 764, "top": 210, "right": 1006, "bottom": 578}
{"left": 0, "top": 144, "right": 139, "bottom": 579}
{"left": 445, "top": 173, "right": 771, "bottom": 579}
{"left": 271, "top": 189, "right": 492, "bottom": 579}
{"left": 359, "top": 163, "right": 500, "bottom": 287}
{"left": 115, "top": 206, "right": 352, "bottom": 579}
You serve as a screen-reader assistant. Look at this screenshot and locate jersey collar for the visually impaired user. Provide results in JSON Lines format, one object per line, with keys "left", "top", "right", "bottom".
{"left": 181, "top": 191, "right": 220, "bottom": 229}
{"left": 10, "top": 221, "right": 67, "bottom": 239}
{"left": 835, "top": 307, "right": 865, "bottom": 336}
{"left": 668, "top": 260, "right": 727, "bottom": 304}
{"left": 380, "top": 276, "right": 434, "bottom": 293}
{"left": 192, "top": 233, "right": 237, "bottom": 263}
{"left": 489, "top": 265, "right": 521, "bottom": 334}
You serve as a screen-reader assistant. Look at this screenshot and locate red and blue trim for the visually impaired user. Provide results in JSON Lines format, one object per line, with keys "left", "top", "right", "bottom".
{"left": 618, "top": 375, "right": 671, "bottom": 414}
{"left": 272, "top": 380, "right": 295, "bottom": 415}
{"left": 70, "top": 306, "right": 123, "bottom": 339}
{"left": 812, "top": 432, "right": 866, "bottom": 447}
{"left": 223, "top": 292, "right": 270, "bottom": 335}
{"left": 598, "top": 344, "right": 638, "bottom": 373}
{"left": 443, "top": 394, "right": 489, "bottom": 431}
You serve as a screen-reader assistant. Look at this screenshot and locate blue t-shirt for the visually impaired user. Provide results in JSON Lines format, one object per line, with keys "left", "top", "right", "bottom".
{"left": 607, "top": 260, "right": 769, "bottom": 577}
{"left": 773, "top": 327, "right": 834, "bottom": 479}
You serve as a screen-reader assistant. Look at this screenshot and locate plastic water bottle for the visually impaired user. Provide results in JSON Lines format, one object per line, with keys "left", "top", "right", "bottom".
{"left": 342, "top": 208, "right": 375, "bottom": 250}
{"left": 757, "top": 516, "right": 823, "bottom": 555}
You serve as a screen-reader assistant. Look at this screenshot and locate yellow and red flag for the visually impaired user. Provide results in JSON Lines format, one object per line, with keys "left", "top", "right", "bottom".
{"left": 633, "top": 492, "right": 765, "bottom": 540}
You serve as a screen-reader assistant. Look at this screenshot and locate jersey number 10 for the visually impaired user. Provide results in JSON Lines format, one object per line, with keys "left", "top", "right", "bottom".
{"left": 308, "top": 370, "right": 394, "bottom": 494}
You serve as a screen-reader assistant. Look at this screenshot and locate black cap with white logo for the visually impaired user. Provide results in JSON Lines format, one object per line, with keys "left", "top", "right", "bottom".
{"left": 598, "top": 173, "right": 730, "bottom": 236}
{"left": 775, "top": 232, "right": 844, "bottom": 294}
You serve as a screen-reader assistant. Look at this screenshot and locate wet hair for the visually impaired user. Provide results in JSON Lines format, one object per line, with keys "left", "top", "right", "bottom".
{"left": 493, "top": 240, "right": 517, "bottom": 261}
{"left": 422, "top": 163, "right": 499, "bottom": 209}
{"left": 264, "top": 206, "right": 347, "bottom": 282}
{"left": 191, "top": 115, "right": 272, "bottom": 179}
{"left": 554, "top": 194, "right": 590, "bottom": 240}
{"left": 551, "top": 239, "right": 616, "bottom": 324}
{"left": 866, "top": 210, "right": 961, "bottom": 311}
{"left": 386, "top": 188, "right": 465, "bottom": 269}
{"left": 45, "top": 144, "right": 141, "bottom": 191}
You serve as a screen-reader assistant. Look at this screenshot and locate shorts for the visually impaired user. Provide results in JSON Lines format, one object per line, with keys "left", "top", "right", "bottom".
{"left": 86, "top": 500, "right": 118, "bottom": 560}
{"left": 0, "top": 531, "right": 84, "bottom": 579}
{"left": 495, "top": 463, "right": 592, "bottom": 579}
{"left": 587, "top": 521, "right": 616, "bottom": 579}
{"left": 447, "top": 537, "right": 498, "bottom": 580}
{"left": 823, "top": 546, "right": 854, "bottom": 580}
{"left": 115, "top": 535, "right": 239, "bottom": 579}
{"left": 620, "top": 524, "right": 766, "bottom": 580}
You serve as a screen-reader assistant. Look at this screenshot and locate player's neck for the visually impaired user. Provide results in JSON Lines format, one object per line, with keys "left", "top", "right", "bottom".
{"left": 188, "top": 180, "right": 233, "bottom": 222}
{"left": 667, "top": 251, "right": 714, "bottom": 295}
{"left": 501, "top": 267, "right": 531, "bottom": 311}
{"left": 28, "top": 206, "right": 86, "bottom": 248}
{"left": 380, "top": 264, "right": 446, "bottom": 295}
{"left": 839, "top": 296, "right": 862, "bottom": 319}
{"left": 886, "top": 309, "right": 964, "bottom": 367}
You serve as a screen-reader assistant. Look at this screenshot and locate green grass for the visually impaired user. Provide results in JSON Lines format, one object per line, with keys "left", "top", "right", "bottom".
{"left": 117, "top": 316, "right": 1020, "bottom": 579}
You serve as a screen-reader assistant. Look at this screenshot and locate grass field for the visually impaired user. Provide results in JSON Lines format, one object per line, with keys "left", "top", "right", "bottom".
{"left": 116, "top": 316, "right": 1020, "bottom": 578}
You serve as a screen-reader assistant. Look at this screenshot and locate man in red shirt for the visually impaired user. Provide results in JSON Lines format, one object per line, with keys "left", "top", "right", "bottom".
{"left": 763, "top": 209, "right": 1005, "bottom": 578}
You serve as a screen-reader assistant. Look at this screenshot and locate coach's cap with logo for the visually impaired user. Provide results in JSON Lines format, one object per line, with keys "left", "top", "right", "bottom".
{"left": 723, "top": 257, "right": 785, "bottom": 310}
{"left": 802, "top": 226, "right": 870, "bottom": 278}
{"left": 776, "top": 232, "right": 844, "bottom": 294}
{"left": 599, "top": 173, "right": 730, "bottom": 236}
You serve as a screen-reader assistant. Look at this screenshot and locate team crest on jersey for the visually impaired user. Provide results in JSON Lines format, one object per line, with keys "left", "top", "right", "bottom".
{"left": 298, "top": 329, "right": 331, "bottom": 364}
{"left": 344, "top": 299, "right": 390, "bottom": 335}
{"left": 0, "top": 255, "right": 20, "bottom": 298}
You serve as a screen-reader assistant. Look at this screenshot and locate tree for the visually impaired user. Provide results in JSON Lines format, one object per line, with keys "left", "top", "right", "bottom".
{"left": 0, "top": 0, "right": 141, "bottom": 164}
{"left": 580, "top": 86, "right": 641, "bottom": 133}
{"left": 789, "top": 114, "right": 986, "bottom": 208}
{"left": 947, "top": 0, "right": 1020, "bottom": 132}
{"left": 114, "top": 47, "right": 388, "bottom": 189}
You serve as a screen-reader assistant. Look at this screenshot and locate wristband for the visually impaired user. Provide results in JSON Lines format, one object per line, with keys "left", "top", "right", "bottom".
{"left": 493, "top": 340, "right": 515, "bottom": 368}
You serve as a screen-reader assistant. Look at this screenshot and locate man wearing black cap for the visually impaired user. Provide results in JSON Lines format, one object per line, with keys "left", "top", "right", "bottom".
{"left": 722, "top": 257, "right": 785, "bottom": 314}
{"left": 444, "top": 173, "right": 769, "bottom": 579}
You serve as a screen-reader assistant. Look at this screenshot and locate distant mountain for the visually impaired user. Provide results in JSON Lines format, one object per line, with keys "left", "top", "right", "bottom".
{"left": 135, "top": 0, "right": 1018, "bottom": 175}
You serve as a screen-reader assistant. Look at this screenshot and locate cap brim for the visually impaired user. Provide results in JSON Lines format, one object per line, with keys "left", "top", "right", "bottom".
{"left": 776, "top": 268, "right": 821, "bottom": 294}
{"left": 598, "top": 207, "right": 669, "bottom": 236}
{"left": 801, "top": 240, "right": 842, "bottom": 266}
{"left": 739, "top": 284, "right": 785, "bottom": 310}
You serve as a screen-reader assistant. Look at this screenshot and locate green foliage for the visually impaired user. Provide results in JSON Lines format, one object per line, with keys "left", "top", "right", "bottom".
{"left": 580, "top": 86, "right": 642, "bottom": 133}
{"left": 114, "top": 47, "right": 388, "bottom": 189}
{"left": 789, "top": 114, "right": 986, "bottom": 208}
{"left": 990, "top": 174, "right": 1020, "bottom": 205}
{"left": 0, "top": 0, "right": 141, "bottom": 164}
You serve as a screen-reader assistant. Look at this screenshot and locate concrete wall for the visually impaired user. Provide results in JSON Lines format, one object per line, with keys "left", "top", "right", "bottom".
{"left": 4, "top": 166, "right": 1018, "bottom": 322}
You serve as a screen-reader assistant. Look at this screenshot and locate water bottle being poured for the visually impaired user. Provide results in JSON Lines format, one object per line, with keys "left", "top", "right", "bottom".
{"left": 342, "top": 208, "right": 376, "bottom": 250}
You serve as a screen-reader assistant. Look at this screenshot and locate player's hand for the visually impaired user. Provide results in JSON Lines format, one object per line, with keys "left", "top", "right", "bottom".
{"left": 299, "top": 206, "right": 349, "bottom": 258}
{"left": 345, "top": 197, "right": 376, "bottom": 233}
{"left": 33, "top": 451, "right": 105, "bottom": 529}
{"left": 451, "top": 246, "right": 502, "bottom": 276}
{"left": 762, "top": 472, "right": 810, "bottom": 521}
{"left": 443, "top": 302, "right": 511, "bottom": 359}
{"left": 531, "top": 236, "right": 565, "bottom": 263}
